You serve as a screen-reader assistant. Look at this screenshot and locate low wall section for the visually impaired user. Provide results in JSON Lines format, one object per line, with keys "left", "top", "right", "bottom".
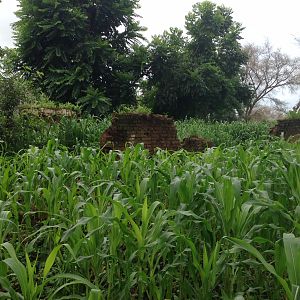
{"left": 270, "top": 119, "right": 300, "bottom": 139}
{"left": 100, "top": 113, "right": 181, "bottom": 152}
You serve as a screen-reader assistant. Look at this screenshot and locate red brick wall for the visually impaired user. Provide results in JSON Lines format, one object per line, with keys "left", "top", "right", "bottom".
{"left": 100, "top": 113, "right": 181, "bottom": 152}
{"left": 270, "top": 119, "right": 300, "bottom": 139}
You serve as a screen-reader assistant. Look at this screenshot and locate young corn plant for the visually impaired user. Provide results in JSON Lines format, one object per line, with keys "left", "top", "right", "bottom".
{"left": 0, "top": 242, "right": 62, "bottom": 299}
{"left": 1, "top": 139, "right": 300, "bottom": 298}
{"left": 227, "top": 233, "right": 300, "bottom": 300}
{"left": 0, "top": 242, "right": 102, "bottom": 300}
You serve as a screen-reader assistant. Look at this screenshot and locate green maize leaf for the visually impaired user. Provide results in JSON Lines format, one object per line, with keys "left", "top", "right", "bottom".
{"left": 227, "top": 237, "right": 293, "bottom": 300}
{"left": 283, "top": 233, "right": 300, "bottom": 298}
{"left": 3, "top": 258, "right": 28, "bottom": 298}
{"left": 88, "top": 289, "right": 103, "bottom": 300}
{"left": 43, "top": 244, "right": 63, "bottom": 278}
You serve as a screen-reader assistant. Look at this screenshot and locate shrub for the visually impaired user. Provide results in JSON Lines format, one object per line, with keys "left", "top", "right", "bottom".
{"left": 0, "top": 76, "right": 26, "bottom": 151}
{"left": 286, "top": 110, "right": 300, "bottom": 120}
{"left": 115, "top": 104, "right": 152, "bottom": 114}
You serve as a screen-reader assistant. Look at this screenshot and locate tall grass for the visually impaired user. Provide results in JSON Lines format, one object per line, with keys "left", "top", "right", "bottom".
{"left": 176, "top": 118, "right": 274, "bottom": 146}
{"left": 0, "top": 115, "right": 111, "bottom": 153}
{"left": 1, "top": 139, "right": 300, "bottom": 299}
{"left": 1, "top": 116, "right": 274, "bottom": 154}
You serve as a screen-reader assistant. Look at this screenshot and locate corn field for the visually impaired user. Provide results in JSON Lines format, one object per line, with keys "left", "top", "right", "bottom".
{"left": 1, "top": 139, "right": 300, "bottom": 299}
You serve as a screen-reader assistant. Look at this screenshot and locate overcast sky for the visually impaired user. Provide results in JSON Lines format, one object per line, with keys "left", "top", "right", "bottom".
{"left": 138, "top": 0, "right": 300, "bottom": 57}
{"left": 1, "top": 0, "right": 300, "bottom": 106}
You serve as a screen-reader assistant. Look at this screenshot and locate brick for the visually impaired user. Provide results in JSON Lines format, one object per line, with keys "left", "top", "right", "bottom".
{"left": 100, "top": 113, "right": 212, "bottom": 153}
{"left": 270, "top": 119, "right": 300, "bottom": 139}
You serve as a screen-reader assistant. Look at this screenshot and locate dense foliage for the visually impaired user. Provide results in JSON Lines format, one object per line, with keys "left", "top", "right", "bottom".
{"left": 0, "top": 113, "right": 273, "bottom": 153}
{"left": 1, "top": 140, "right": 300, "bottom": 299}
{"left": 143, "top": 1, "right": 251, "bottom": 119}
{"left": 175, "top": 119, "right": 273, "bottom": 146}
{"left": 0, "top": 115, "right": 110, "bottom": 153}
{"left": 2, "top": 2, "right": 300, "bottom": 298}
{"left": 0, "top": 47, "right": 51, "bottom": 152}
{"left": 286, "top": 110, "right": 300, "bottom": 120}
{"left": 14, "top": 0, "right": 147, "bottom": 113}
{"left": 11, "top": 1, "right": 255, "bottom": 119}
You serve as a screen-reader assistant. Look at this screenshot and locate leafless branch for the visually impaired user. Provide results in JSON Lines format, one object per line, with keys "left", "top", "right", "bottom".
{"left": 242, "top": 40, "right": 300, "bottom": 118}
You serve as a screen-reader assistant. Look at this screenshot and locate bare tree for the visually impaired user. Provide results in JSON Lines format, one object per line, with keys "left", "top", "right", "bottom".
{"left": 293, "top": 101, "right": 300, "bottom": 112}
{"left": 242, "top": 41, "right": 300, "bottom": 118}
{"left": 292, "top": 37, "right": 300, "bottom": 112}
{"left": 250, "top": 103, "right": 287, "bottom": 121}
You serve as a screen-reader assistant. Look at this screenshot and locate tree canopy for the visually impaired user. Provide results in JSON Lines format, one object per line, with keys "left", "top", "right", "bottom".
{"left": 242, "top": 41, "right": 300, "bottom": 118}
{"left": 13, "top": 0, "right": 255, "bottom": 119}
{"left": 14, "top": 0, "right": 147, "bottom": 113}
{"left": 143, "top": 1, "right": 251, "bottom": 120}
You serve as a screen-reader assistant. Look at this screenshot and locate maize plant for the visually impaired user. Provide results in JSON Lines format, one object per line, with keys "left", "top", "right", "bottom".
{"left": 0, "top": 139, "right": 299, "bottom": 299}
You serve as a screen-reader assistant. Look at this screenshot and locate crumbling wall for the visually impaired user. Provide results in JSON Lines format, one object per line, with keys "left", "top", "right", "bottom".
{"left": 181, "top": 136, "right": 214, "bottom": 152}
{"left": 270, "top": 119, "right": 300, "bottom": 139}
{"left": 100, "top": 113, "right": 181, "bottom": 152}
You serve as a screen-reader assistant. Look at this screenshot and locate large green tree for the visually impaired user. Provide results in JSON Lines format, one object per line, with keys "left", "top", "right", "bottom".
{"left": 14, "top": 0, "right": 146, "bottom": 113}
{"left": 144, "top": 1, "right": 251, "bottom": 120}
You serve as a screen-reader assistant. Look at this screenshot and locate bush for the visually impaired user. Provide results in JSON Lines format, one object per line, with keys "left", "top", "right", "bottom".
{"left": 0, "top": 48, "right": 104, "bottom": 153}
{"left": 0, "top": 76, "right": 26, "bottom": 152}
{"left": 115, "top": 104, "right": 152, "bottom": 114}
{"left": 0, "top": 47, "right": 55, "bottom": 152}
{"left": 286, "top": 110, "right": 300, "bottom": 120}
{"left": 0, "top": 74, "right": 54, "bottom": 153}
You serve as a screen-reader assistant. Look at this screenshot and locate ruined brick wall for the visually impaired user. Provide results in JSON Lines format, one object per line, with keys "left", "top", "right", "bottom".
{"left": 100, "top": 113, "right": 181, "bottom": 152}
{"left": 181, "top": 136, "right": 214, "bottom": 152}
{"left": 270, "top": 119, "right": 300, "bottom": 139}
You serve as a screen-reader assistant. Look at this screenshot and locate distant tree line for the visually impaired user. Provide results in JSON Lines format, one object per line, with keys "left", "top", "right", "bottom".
{"left": 2, "top": 0, "right": 300, "bottom": 119}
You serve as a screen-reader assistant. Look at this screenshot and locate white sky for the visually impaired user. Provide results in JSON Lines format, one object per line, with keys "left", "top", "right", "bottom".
{"left": 138, "top": 0, "right": 300, "bottom": 57}
{"left": 1, "top": 0, "right": 300, "bottom": 106}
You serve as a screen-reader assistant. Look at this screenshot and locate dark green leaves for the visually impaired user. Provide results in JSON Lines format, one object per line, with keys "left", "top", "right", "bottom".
{"left": 144, "top": 1, "right": 250, "bottom": 120}
{"left": 14, "top": 0, "right": 146, "bottom": 112}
